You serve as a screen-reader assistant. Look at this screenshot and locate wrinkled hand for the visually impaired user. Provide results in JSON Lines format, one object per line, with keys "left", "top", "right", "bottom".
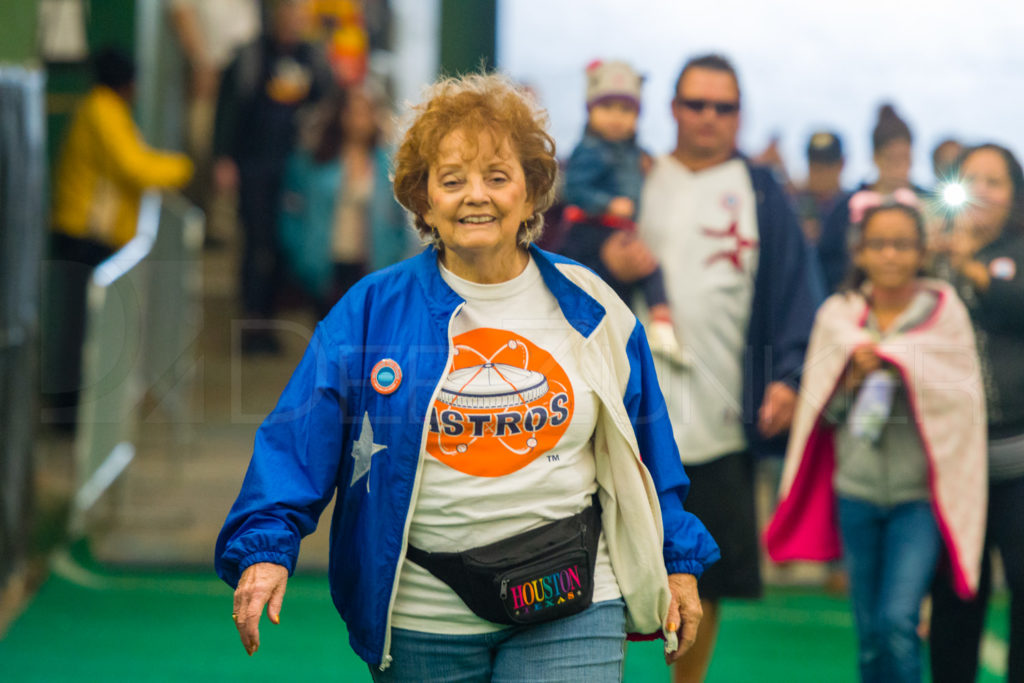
{"left": 233, "top": 562, "right": 288, "bottom": 655}
{"left": 599, "top": 231, "right": 658, "bottom": 283}
{"left": 664, "top": 573, "right": 702, "bottom": 664}
{"left": 758, "top": 381, "right": 797, "bottom": 438}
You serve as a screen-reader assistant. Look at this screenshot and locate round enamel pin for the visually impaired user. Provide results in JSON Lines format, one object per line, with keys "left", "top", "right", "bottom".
{"left": 371, "top": 359, "right": 402, "bottom": 395}
{"left": 989, "top": 257, "right": 1017, "bottom": 281}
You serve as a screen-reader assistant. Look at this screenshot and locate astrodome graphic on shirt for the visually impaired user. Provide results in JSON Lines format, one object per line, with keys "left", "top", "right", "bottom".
{"left": 426, "top": 328, "right": 574, "bottom": 477}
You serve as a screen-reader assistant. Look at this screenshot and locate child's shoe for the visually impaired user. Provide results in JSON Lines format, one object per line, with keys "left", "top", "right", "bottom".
{"left": 647, "top": 319, "right": 690, "bottom": 368}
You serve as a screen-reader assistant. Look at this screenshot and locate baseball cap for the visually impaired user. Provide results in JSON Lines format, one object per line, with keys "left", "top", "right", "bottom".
{"left": 807, "top": 131, "right": 843, "bottom": 164}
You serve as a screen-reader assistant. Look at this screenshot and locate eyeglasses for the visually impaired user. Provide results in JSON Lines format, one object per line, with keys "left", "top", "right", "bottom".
{"left": 861, "top": 238, "right": 921, "bottom": 252}
{"left": 675, "top": 98, "right": 740, "bottom": 116}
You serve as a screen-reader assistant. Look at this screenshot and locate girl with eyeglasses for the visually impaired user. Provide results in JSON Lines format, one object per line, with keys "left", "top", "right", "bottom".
{"left": 766, "top": 197, "right": 986, "bottom": 683}
{"left": 817, "top": 104, "right": 930, "bottom": 294}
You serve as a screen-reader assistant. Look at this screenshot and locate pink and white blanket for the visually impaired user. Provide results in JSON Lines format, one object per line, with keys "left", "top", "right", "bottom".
{"left": 764, "top": 279, "right": 987, "bottom": 599}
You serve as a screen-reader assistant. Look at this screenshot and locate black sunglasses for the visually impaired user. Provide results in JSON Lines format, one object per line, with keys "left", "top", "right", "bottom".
{"left": 675, "top": 98, "right": 740, "bottom": 116}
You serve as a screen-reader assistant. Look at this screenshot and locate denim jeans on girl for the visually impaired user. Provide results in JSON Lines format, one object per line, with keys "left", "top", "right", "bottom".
{"left": 838, "top": 497, "right": 941, "bottom": 683}
{"left": 369, "top": 597, "right": 626, "bottom": 683}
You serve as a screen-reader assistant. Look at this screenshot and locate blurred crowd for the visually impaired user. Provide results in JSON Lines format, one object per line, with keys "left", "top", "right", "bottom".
{"left": 41, "top": 2, "right": 1023, "bottom": 681}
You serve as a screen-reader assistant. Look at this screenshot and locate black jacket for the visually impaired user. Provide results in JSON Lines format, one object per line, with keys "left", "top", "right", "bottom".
{"left": 213, "top": 36, "right": 332, "bottom": 164}
{"left": 957, "top": 228, "right": 1024, "bottom": 437}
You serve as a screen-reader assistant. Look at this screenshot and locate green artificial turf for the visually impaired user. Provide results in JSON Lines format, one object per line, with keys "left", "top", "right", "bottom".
{"left": 0, "top": 548, "right": 1009, "bottom": 682}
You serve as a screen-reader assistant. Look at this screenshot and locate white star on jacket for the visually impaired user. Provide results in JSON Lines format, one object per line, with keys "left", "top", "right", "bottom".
{"left": 350, "top": 412, "right": 386, "bottom": 490}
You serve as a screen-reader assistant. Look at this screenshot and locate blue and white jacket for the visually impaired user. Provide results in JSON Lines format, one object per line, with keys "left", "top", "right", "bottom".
{"left": 215, "top": 245, "right": 720, "bottom": 668}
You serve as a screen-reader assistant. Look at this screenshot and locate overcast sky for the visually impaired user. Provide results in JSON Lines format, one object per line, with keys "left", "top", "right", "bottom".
{"left": 497, "top": 0, "right": 1023, "bottom": 188}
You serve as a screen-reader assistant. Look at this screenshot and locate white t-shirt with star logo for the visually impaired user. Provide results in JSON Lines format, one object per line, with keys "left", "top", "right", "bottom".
{"left": 390, "top": 256, "right": 620, "bottom": 634}
{"left": 639, "top": 156, "right": 759, "bottom": 464}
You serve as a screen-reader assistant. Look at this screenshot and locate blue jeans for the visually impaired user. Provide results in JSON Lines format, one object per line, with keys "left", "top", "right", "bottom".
{"left": 838, "top": 497, "right": 941, "bottom": 683}
{"left": 369, "top": 598, "right": 626, "bottom": 682}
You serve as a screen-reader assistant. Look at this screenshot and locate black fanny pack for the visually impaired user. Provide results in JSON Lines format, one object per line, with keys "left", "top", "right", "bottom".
{"left": 405, "top": 502, "right": 601, "bottom": 626}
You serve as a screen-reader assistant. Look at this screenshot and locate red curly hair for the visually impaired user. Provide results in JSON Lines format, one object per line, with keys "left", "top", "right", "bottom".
{"left": 393, "top": 72, "right": 559, "bottom": 247}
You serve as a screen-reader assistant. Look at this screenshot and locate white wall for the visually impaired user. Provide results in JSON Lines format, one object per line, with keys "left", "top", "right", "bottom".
{"left": 390, "top": 0, "right": 441, "bottom": 118}
{"left": 498, "top": 0, "right": 1024, "bottom": 188}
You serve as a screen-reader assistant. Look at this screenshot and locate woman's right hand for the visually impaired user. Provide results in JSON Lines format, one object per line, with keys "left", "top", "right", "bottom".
{"left": 844, "top": 345, "right": 881, "bottom": 392}
{"left": 664, "top": 573, "right": 703, "bottom": 664}
{"left": 232, "top": 562, "right": 289, "bottom": 655}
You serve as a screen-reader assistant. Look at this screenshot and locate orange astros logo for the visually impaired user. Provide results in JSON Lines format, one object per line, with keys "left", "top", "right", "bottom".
{"left": 426, "top": 328, "right": 574, "bottom": 477}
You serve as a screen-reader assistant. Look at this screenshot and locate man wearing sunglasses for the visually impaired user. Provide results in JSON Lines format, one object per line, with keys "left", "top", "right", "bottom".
{"left": 638, "top": 53, "right": 822, "bottom": 683}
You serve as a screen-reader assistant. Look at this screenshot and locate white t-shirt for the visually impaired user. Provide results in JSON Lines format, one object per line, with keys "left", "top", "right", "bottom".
{"left": 390, "top": 256, "right": 621, "bottom": 634}
{"left": 639, "top": 156, "right": 759, "bottom": 464}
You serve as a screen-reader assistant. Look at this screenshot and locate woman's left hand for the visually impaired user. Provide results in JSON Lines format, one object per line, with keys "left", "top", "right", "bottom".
{"left": 664, "top": 573, "right": 703, "bottom": 664}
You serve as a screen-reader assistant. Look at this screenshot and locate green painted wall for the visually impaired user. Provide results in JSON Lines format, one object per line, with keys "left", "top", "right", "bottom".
{"left": 0, "top": 0, "right": 39, "bottom": 63}
{"left": 87, "top": 0, "right": 136, "bottom": 54}
{"left": 0, "top": 0, "right": 135, "bottom": 65}
{"left": 439, "top": 0, "right": 496, "bottom": 76}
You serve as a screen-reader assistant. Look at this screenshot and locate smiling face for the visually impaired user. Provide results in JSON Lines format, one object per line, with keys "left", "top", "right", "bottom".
{"left": 855, "top": 207, "right": 925, "bottom": 292}
{"left": 423, "top": 129, "right": 534, "bottom": 272}
{"left": 962, "top": 147, "right": 1014, "bottom": 236}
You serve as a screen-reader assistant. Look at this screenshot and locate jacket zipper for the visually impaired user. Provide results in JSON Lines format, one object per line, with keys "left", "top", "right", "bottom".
{"left": 579, "top": 324, "right": 668, "bottom": 599}
{"left": 379, "top": 302, "right": 463, "bottom": 671}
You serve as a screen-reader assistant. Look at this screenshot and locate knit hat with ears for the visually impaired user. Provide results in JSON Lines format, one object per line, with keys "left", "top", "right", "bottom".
{"left": 585, "top": 60, "right": 643, "bottom": 109}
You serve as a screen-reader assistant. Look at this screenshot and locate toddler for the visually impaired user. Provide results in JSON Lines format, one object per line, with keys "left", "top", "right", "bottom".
{"left": 561, "top": 60, "right": 686, "bottom": 365}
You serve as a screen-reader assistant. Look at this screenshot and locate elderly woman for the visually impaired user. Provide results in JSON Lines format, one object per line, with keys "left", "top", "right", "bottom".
{"left": 215, "top": 72, "right": 719, "bottom": 681}
{"left": 929, "top": 143, "right": 1024, "bottom": 683}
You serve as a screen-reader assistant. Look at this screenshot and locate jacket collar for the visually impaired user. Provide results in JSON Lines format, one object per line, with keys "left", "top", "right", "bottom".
{"left": 410, "top": 244, "right": 606, "bottom": 339}
{"left": 529, "top": 244, "right": 606, "bottom": 338}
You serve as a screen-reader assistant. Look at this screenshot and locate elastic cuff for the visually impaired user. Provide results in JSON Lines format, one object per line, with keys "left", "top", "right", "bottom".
{"left": 238, "top": 551, "right": 296, "bottom": 576}
{"left": 665, "top": 559, "right": 705, "bottom": 578}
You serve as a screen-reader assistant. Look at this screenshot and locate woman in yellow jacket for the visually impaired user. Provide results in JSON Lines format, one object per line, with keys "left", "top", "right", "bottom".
{"left": 46, "top": 48, "right": 193, "bottom": 431}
